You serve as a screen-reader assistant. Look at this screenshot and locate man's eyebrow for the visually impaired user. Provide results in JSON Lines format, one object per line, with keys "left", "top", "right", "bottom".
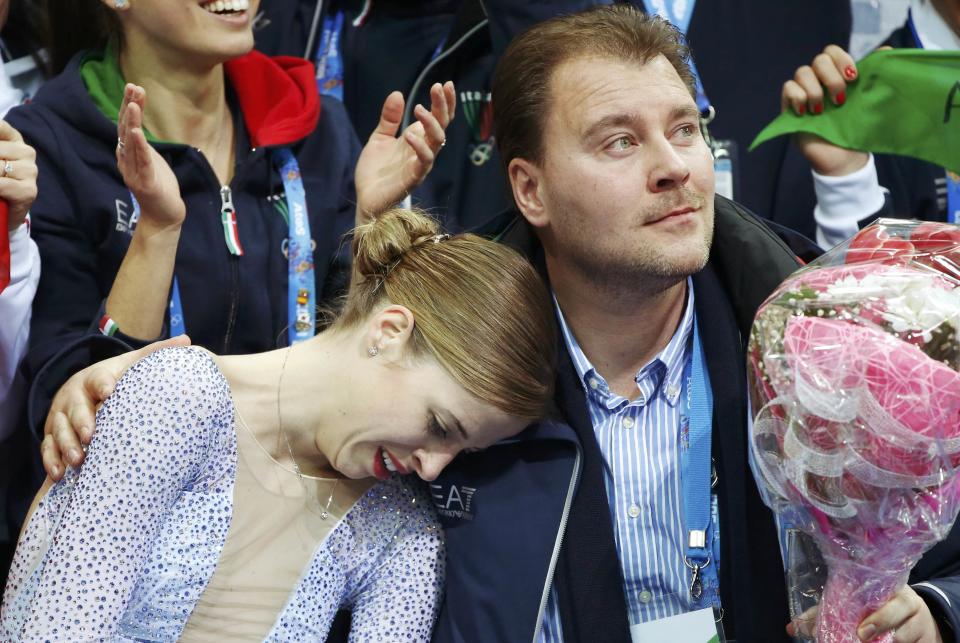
{"left": 581, "top": 113, "right": 641, "bottom": 141}
{"left": 582, "top": 105, "right": 700, "bottom": 141}
{"left": 669, "top": 105, "right": 701, "bottom": 122}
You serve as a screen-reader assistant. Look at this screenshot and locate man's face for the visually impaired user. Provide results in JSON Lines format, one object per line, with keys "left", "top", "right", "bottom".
{"left": 529, "top": 54, "right": 715, "bottom": 291}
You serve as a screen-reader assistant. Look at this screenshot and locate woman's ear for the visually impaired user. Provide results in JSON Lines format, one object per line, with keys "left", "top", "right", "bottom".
{"left": 365, "top": 304, "right": 416, "bottom": 359}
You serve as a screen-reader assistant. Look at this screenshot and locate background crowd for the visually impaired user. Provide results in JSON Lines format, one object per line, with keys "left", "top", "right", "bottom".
{"left": 0, "top": 0, "right": 957, "bottom": 641}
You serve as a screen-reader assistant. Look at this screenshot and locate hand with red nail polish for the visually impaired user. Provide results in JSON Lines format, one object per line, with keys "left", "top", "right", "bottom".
{"left": 780, "top": 43, "right": 869, "bottom": 177}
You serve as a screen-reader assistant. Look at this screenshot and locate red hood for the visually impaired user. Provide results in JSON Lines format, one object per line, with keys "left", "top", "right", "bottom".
{"left": 225, "top": 51, "right": 320, "bottom": 148}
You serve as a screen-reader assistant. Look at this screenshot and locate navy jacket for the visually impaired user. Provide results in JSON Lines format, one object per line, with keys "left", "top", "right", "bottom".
{"left": 255, "top": 0, "right": 601, "bottom": 233}
{"left": 7, "top": 50, "right": 360, "bottom": 437}
{"left": 432, "top": 197, "right": 960, "bottom": 642}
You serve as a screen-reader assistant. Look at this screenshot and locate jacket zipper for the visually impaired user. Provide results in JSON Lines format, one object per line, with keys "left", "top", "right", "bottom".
{"left": 531, "top": 443, "right": 583, "bottom": 643}
{"left": 220, "top": 185, "right": 241, "bottom": 353}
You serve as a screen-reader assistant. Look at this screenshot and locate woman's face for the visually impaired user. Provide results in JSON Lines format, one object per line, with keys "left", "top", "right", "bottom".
{"left": 112, "top": 0, "right": 261, "bottom": 66}
{"left": 321, "top": 356, "right": 528, "bottom": 483}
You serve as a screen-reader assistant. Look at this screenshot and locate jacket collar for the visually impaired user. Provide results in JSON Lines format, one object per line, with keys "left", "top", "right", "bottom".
{"left": 76, "top": 46, "right": 319, "bottom": 149}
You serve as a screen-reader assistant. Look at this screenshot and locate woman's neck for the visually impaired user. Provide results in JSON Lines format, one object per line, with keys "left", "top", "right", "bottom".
{"left": 118, "top": 40, "right": 236, "bottom": 184}
{"left": 221, "top": 329, "right": 359, "bottom": 478}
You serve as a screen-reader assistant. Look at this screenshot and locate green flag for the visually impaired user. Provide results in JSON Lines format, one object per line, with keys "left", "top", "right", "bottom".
{"left": 749, "top": 49, "right": 960, "bottom": 174}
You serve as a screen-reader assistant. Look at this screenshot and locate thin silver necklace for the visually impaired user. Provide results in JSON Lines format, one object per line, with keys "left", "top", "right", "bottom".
{"left": 277, "top": 344, "right": 339, "bottom": 520}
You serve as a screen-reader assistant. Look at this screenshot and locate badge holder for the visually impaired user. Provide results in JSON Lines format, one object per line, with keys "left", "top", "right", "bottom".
{"left": 700, "top": 106, "right": 739, "bottom": 202}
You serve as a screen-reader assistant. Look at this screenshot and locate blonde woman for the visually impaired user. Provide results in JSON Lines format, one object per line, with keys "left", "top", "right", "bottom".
{"left": 2, "top": 206, "right": 556, "bottom": 642}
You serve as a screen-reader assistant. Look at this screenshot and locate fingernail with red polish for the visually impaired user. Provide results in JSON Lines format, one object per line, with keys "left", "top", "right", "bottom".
{"left": 814, "top": 103, "right": 823, "bottom": 115}
{"left": 797, "top": 104, "right": 806, "bottom": 115}
{"left": 844, "top": 65, "right": 857, "bottom": 80}
{"left": 836, "top": 91, "right": 846, "bottom": 106}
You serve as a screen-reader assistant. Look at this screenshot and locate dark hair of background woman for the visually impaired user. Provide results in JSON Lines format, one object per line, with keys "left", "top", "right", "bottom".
{"left": 44, "top": 0, "right": 120, "bottom": 76}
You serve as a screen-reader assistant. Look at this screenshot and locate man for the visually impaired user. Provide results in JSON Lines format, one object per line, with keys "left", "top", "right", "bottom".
{"left": 431, "top": 6, "right": 960, "bottom": 642}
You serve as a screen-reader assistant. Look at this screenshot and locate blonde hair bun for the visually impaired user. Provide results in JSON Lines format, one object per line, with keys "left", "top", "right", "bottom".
{"left": 352, "top": 209, "right": 441, "bottom": 280}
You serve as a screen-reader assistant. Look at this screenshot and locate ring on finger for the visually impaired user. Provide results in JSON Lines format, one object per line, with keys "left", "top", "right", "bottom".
{"left": 117, "top": 137, "right": 126, "bottom": 152}
{"left": 1, "top": 160, "right": 11, "bottom": 178}
{"left": 439, "top": 139, "right": 446, "bottom": 149}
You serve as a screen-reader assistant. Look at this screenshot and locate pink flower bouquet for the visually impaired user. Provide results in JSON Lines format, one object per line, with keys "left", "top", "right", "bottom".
{"left": 749, "top": 219, "right": 960, "bottom": 642}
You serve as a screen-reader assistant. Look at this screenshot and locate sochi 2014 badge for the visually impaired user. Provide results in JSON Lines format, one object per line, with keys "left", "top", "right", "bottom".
{"left": 460, "top": 90, "right": 495, "bottom": 167}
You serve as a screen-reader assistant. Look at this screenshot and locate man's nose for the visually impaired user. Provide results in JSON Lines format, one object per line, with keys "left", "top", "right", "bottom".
{"left": 647, "top": 138, "right": 691, "bottom": 192}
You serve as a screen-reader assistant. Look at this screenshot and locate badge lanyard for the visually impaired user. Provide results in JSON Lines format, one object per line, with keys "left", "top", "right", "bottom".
{"left": 316, "top": 10, "right": 345, "bottom": 100}
{"left": 273, "top": 148, "right": 317, "bottom": 345}
{"left": 908, "top": 8, "right": 959, "bottom": 223}
{"left": 680, "top": 316, "right": 721, "bottom": 609}
{"left": 643, "top": 1, "right": 736, "bottom": 200}
{"left": 641, "top": 0, "right": 709, "bottom": 115}
{"left": 315, "top": 9, "right": 448, "bottom": 101}
{"left": 135, "top": 148, "right": 315, "bottom": 345}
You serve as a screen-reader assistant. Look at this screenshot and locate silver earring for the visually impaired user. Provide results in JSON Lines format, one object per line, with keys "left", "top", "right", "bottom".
{"left": 114, "top": 0, "right": 127, "bottom": 8}
{"left": 367, "top": 346, "right": 380, "bottom": 357}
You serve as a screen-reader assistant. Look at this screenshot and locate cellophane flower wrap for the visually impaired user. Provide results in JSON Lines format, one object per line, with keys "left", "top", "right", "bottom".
{"left": 748, "top": 219, "right": 960, "bottom": 642}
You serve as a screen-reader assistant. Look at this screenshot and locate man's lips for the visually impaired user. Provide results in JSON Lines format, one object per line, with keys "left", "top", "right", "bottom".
{"left": 647, "top": 206, "right": 697, "bottom": 225}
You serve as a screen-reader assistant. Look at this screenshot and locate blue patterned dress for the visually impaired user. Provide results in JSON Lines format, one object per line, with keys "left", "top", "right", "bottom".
{"left": 1, "top": 348, "right": 444, "bottom": 642}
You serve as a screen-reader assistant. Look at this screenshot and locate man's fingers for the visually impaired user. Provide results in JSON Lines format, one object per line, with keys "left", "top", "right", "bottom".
{"left": 371, "top": 91, "right": 405, "bottom": 140}
{"left": 41, "top": 434, "right": 65, "bottom": 481}
{"left": 858, "top": 587, "right": 922, "bottom": 640}
{"left": 811, "top": 52, "right": 848, "bottom": 105}
{"left": 0, "top": 119, "right": 25, "bottom": 143}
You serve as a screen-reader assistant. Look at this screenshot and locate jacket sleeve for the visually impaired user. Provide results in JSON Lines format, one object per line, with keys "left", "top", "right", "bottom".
{"left": 0, "top": 224, "right": 39, "bottom": 441}
{"left": 8, "top": 347, "right": 232, "bottom": 641}
{"left": 5, "top": 107, "right": 117, "bottom": 378}
{"left": 913, "top": 580, "right": 959, "bottom": 642}
{"left": 344, "top": 486, "right": 446, "bottom": 643}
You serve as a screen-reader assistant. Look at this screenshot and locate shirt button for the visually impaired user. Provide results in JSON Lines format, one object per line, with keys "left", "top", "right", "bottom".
{"left": 589, "top": 378, "right": 600, "bottom": 390}
{"left": 623, "top": 417, "right": 635, "bottom": 429}
{"left": 667, "top": 384, "right": 680, "bottom": 399}
{"left": 638, "top": 589, "right": 653, "bottom": 603}
{"left": 628, "top": 504, "right": 641, "bottom": 518}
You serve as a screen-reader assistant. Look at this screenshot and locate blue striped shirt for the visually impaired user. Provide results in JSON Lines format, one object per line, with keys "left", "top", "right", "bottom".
{"left": 539, "top": 280, "right": 697, "bottom": 642}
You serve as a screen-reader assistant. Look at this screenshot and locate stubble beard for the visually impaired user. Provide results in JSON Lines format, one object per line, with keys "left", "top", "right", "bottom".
{"left": 566, "top": 195, "right": 715, "bottom": 300}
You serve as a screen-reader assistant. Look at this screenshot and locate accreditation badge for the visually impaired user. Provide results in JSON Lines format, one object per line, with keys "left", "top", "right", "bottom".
{"left": 711, "top": 139, "right": 738, "bottom": 202}
{"left": 629, "top": 607, "right": 723, "bottom": 643}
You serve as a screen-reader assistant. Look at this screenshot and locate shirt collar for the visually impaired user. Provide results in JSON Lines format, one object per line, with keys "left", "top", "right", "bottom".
{"left": 910, "top": 0, "right": 960, "bottom": 50}
{"left": 554, "top": 278, "right": 695, "bottom": 408}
